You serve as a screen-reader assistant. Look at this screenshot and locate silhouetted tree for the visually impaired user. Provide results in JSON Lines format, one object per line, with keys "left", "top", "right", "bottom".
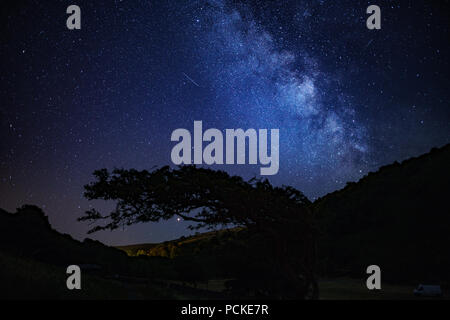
{"left": 79, "top": 165, "right": 318, "bottom": 299}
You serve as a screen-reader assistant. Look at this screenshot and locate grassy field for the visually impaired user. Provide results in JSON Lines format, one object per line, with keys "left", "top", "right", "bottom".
{"left": 165, "top": 277, "right": 447, "bottom": 300}
{"left": 0, "top": 251, "right": 174, "bottom": 300}
{"left": 3, "top": 249, "right": 446, "bottom": 300}
{"left": 319, "top": 278, "right": 447, "bottom": 300}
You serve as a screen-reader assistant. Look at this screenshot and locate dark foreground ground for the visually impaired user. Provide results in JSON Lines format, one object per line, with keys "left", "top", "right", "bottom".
{"left": 2, "top": 250, "right": 446, "bottom": 300}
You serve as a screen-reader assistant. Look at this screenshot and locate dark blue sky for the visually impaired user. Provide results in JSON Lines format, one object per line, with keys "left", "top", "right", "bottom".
{"left": 1, "top": 0, "right": 449, "bottom": 245}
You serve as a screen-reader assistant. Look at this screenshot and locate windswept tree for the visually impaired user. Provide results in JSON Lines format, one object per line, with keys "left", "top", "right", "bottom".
{"left": 79, "top": 165, "right": 318, "bottom": 299}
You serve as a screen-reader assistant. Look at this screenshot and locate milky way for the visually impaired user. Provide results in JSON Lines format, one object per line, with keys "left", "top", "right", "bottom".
{"left": 192, "top": 0, "right": 368, "bottom": 186}
{"left": 1, "top": 0, "right": 449, "bottom": 244}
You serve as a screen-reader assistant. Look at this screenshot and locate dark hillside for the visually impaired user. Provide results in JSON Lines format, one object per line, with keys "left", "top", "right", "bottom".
{"left": 313, "top": 144, "right": 450, "bottom": 284}
{"left": 0, "top": 205, "right": 176, "bottom": 280}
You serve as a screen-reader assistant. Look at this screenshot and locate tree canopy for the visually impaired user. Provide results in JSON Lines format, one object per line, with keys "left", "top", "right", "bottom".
{"left": 79, "top": 165, "right": 313, "bottom": 233}
{"left": 79, "top": 165, "right": 318, "bottom": 298}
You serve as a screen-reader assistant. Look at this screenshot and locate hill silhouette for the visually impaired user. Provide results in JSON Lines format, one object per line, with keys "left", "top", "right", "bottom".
{"left": 0, "top": 205, "right": 178, "bottom": 299}
{"left": 116, "top": 227, "right": 245, "bottom": 258}
{"left": 313, "top": 144, "right": 450, "bottom": 284}
{"left": 0, "top": 205, "right": 128, "bottom": 268}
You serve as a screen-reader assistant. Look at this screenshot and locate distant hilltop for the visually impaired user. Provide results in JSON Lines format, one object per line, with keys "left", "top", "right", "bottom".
{"left": 116, "top": 227, "right": 245, "bottom": 258}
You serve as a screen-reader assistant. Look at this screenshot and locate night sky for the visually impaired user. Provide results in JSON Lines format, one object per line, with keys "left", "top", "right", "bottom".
{"left": 1, "top": 0, "right": 449, "bottom": 245}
